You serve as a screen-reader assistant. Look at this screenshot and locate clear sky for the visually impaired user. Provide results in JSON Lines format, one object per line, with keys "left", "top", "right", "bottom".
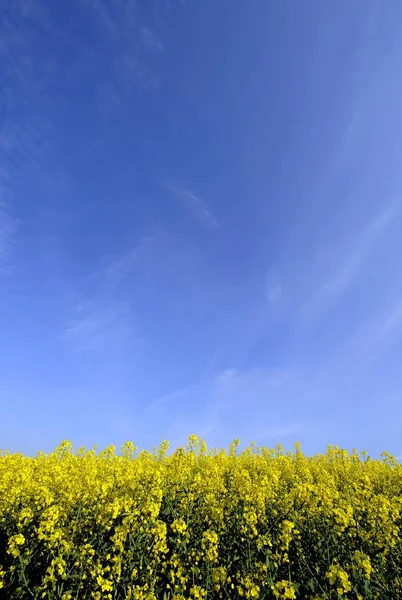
{"left": 1, "top": 0, "right": 402, "bottom": 458}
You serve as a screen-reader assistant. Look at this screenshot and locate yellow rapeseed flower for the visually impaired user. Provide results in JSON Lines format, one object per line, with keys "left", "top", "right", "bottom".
{"left": 1, "top": 435, "right": 402, "bottom": 598}
{"left": 272, "top": 579, "right": 296, "bottom": 599}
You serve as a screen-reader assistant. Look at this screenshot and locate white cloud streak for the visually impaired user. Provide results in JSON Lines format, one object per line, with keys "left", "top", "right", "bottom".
{"left": 135, "top": 367, "right": 307, "bottom": 450}
{"left": 303, "top": 201, "right": 401, "bottom": 317}
{"left": 82, "top": 0, "right": 164, "bottom": 113}
{"left": 64, "top": 299, "right": 134, "bottom": 353}
{"left": 63, "top": 238, "right": 155, "bottom": 354}
{"left": 334, "top": 296, "right": 402, "bottom": 378}
{"left": 166, "top": 184, "right": 220, "bottom": 229}
{"left": 0, "top": 159, "right": 20, "bottom": 279}
{"left": 0, "top": 1, "right": 59, "bottom": 279}
{"left": 140, "top": 26, "right": 164, "bottom": 52}
{"left": 0, "top": 201, "right": 19, "bottom": 277}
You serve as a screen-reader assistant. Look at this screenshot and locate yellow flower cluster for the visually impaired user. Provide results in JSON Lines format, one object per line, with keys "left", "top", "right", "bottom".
{"left": 0, "top": 436, "right": 402, "bottom": 599}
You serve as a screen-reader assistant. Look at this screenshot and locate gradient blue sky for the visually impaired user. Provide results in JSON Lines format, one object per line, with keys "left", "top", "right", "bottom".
{"left": 1, "top": 0, "right": 402, "bottom": 458}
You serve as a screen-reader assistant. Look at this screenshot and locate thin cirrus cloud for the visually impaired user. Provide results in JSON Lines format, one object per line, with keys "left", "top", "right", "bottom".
{"left": 265, "top": 279, "right": 282, "bottom": 305}
{"left": 81, "top": 0, "right": 136, "bottom": 38}
{"left": 0, "top": 156, "right": 21, "bottom": 279}
{"left": 63, "top": 298, "right": 134, "bottom": 354}
{"left": 0, "top": 201, "right": 19, "bottom": 277}
{"left": 302, "top": 200, "right": 401, "bottom": 319}
{"left": 62, "top": 238, "right": 155, "bottom": 354}
{"left": 67, "top": 0, "right": 166, "bottom": 125}
{"left": 62, "top": 229, "right": 207, "bottom": 357}
{"left": 131, "top": 367, "right": 307, "bottom": 452}
{"left": 166, "top": 184, "right": 220, "bottom": 230}
{"left": 0, "top": 3, "right": 58, "bottom": 281}
{"left": 334, "top": 296, "right": 402, "bottom": 379}
{"left": 140, "top": 26, "right": 165, "bottom": 52}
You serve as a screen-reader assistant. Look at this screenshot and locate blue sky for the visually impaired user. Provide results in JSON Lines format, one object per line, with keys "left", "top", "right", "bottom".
{"left": 1, "top": 0, "right": 402, "bottom": 458}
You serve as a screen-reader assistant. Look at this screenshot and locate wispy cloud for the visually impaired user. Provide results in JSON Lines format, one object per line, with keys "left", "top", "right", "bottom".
{"left": 166, "top": 184, "right": 220, "bottom": 230}
{"left": 334, "top": 296, "right": 402, "bottom": 378}
{"left": 63, "top": 224, "right": 213, "bottom": 357}
{"left": 63, "top": 238, "right": 155, "bottom": 354}
{"left": 265, "top": 270, "right": 282, "bottom": 305}
{"left": 303, "top": 201, "right": 401, "bottom": 317}
{"left": 97, "top": 236, "right": 156, "bottom": 285}
{"left": 0, "top": 160, "right": 20, "bottom": 278}
{"left": 134, "top": 367, "right": 307, "bottom": 449}
{"left": 0, "top": 1, "right": 58, "bottom": 279}
{"left": 87, "top": 0, "right": 140, "bottom": 35}
{"left": 140, "top": 26, "right": 164, "bottom": 52}
{"left": 82, "top": 0, "right": 164, "bottom": 116}
{"left": 64, "top": 298, "right": 134, "bottom": 354}
{"left": 0, "top": 200, "right": 19, "bottom": 277}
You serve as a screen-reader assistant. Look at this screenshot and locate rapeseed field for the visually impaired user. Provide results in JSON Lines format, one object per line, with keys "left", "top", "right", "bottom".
{"left": 1, "top": 436, "right": 401, "bottom": 599}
